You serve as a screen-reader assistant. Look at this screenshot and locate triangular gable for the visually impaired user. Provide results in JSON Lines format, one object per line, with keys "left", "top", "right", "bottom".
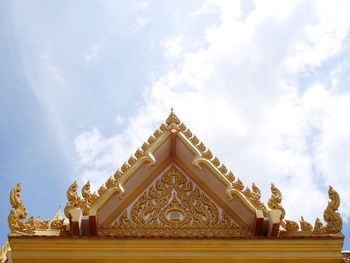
{"left": 99, "top": 163, "right": 251, "bottom": 237}
{"left": 7, "top": 110, "right": 343, "bottom": 240}
{"left": 68, "top": 109, "right": 265, "bottom": 234}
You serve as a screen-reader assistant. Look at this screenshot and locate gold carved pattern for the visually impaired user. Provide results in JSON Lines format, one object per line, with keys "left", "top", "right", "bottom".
{"left": 0, "top": 242, "right": 10, "bottom": 263}
{"left": 8, "top": 183, "right": 38, "bottom": 234}
{"left": 50, "top": 205, "right": 65, "bottom": 230}
{"left": 243, "top": 183, "right": 268, "bottom": 216}
{"left": 314, "top": 186, "right": 343, "bottom": 234}
{"left": 81, "top": 181, "right": 98, "bottom": 216}
{"left": 299, "top": 216, "right": 313, "bottom": 232}
{"left": 99, "top": 165, "right": 251, "bottom": 238}
{"left": 268, "top": 184, "right": 342, "bottom": 235}
{"left": 8, "top": 183, "right": 65, "bottom": 234}
{"left": 268, "top": 183, "right": 286, "bottom": 220}
{"left": 86, "top": 110, "right": 265, "bottom": 216}
{"left": 268, "top": 184, "right": 300, "bottom": 232}
{"left": 177, "top": 120, "right": 266, "bottom": 214}
{"left": 324, "top": 186, "right": 342, "bottom": 233}
{"left": 64, "top": 181, "right": 82, "bottom": 219}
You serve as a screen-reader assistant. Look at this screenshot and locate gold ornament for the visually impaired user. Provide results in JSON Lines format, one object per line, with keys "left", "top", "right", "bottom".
{"left": 64, "top": 181, "right": 82, "bottom": 219}
{"left": 81, "top": 181, "right": 98, "bottom": 216}
{"left": 99, "top": 165, "right": 251, "bottom": 237}
{"left": 299, "top": 216, "right": 313, "bottom": 232}
{"left": 243, "top": 183, "right": 268, "bottom": 216}
{"left": 268, "top": 183, "right": 285, "bottom": 221}
{"left": 284, "top": 219, "right": 299, "bottom": 231}
{"left": 50, "top": 205, "right": 65, "bottom": 231}
{"left": 314, "top": 217, "right": 324, "bottom": 234}
{"left": 324, "top": 186, "right": 342, "bottom": 233}
{"left": 8, "top": 183, "right": 50, "bottom": 234}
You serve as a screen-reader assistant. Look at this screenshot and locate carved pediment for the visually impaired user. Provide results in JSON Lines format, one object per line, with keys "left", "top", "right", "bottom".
{"left": 99, "top": 164, "right": 252, "bottom": 237}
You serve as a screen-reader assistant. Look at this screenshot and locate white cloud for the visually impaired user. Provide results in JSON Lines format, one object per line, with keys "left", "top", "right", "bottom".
{"left": 136, "top": 16, "right": 151, "bottom": 27}
{"left": 162, "top": 36, "right": 184, "bottom": 59}
{"left": 136, "top": 1, "right": 150, "bottom": 13}
{"left": 75, "top": 0, "right": 350, "bottom": 225}
{"left": 83, "top": 43, "right": 102, "bottom": 63}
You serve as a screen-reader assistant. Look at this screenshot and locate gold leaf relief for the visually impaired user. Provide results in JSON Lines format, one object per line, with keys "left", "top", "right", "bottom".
{"left": 232, "top": 178, "right": 244, "bottom": 191}
{"left": 212, "top": 157, "right": 220, "bottom": 167}
{"left": 159, "top": 123, "right": 168, "bottom": 132}
{"left": 184, "top": 129, "right": 193, "bottom": 139}
{"left": 190, "top": 135, "right": 199, "bottom": 146}
{"left": 324, "top": 186, "right": 342, "bottom": 233}
{"left": 202, "top": 149, "right": 213, "bottom": 160}
{"left": 284, "top": 219, "right": 299, "bottom": 231}
{"left": 8, "top": 183, "right": 59, "bottom": 234}
{"left": 105, "top": 177, "right": 115, "bottom": 189}
{"left": 141, "top": 142, "right": 150, "bottom": 152}
{"left": 98, "top": 185, "right": 107, "bottom": 196}
{"left": 99, "top": 165, "right": 251, "bottom": 237}
{"left": 300, "top": 216, "right": 313, "bottom": 232}
{"left": 147, "top": 135, "right": 155, "bottom": 144}
{"left": 64, "top": 181, "right": 82, "bottom": 219}
{"left": 81, "top": 181, "right": 98, "bottom": 215}
{"left": 178, "top": 123, "right": 187, "bottom": 132}
{"left": 166, "top": 109, "right": 181, "bottom": 126}
{"left": 121, "top": 162, "right": 130, "bottom": 173}
{"left": 218, "top": 164, "right": 228, "bottom": 175}
{"left": 226, "top": 171, "right": 235, "bottom": 182}
{"left": 197, "top": 142, "right": 206, "bottom": 153}
{"left": 314, "top": 218, "right": 324, "bottom": 234}
{"left": 268, "top": 183, "right": 285, "bottom": 221}
{"left": 153, "top": 129, "right": 162, "bottom": 138}
{"left": 128, "top": 156, "right": 137, "bottom": 166}
{"left": 114, "top": 170, "right": 123, "bottom": 180}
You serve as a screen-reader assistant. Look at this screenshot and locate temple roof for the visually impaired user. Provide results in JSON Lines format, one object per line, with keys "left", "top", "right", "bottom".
{"left": 7, "top": 110, "right": 344, "bottom": 239}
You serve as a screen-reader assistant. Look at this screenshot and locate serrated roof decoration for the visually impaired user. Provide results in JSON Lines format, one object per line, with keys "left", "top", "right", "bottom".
{"left": 74, "top": 109, "right": 267, "bottom": 218}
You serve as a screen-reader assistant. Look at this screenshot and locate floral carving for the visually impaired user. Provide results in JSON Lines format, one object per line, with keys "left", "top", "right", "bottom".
{"left": 99, "top": 165, "right": 251, "bottom": 237}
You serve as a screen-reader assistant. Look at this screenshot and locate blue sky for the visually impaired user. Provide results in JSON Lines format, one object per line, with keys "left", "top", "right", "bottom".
{"left": 1, "top": 0, "right": 350, "bottom": 250}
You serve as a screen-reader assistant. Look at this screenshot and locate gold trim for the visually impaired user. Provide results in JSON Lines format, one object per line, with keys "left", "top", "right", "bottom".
{"left": 101, "top": 156, "right": 173, "bottom": 226}
{"left": 9, "top": 237, "right": 345, "bottom": 262}
{"left": 99, "top": 164, "right": 251, "bottom": 237}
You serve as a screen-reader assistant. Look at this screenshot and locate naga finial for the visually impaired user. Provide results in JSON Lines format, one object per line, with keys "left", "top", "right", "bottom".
{"left": 8, "top": 183, "right": 37, "bottom": 234}
{"left": 323, "top": 185, "right": 342, "bottom": 233}
{"left": 64, "top": 181, "right": 82, "bottom": 219}
{"left": 268, "top": 183, "right": 285, "bottom": 221}
{"left": 81, "top": 181, "right": 98, "bottom": 216}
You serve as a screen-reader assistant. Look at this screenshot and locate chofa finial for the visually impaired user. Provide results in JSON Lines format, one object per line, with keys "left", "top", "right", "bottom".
{"left": 166, "top": 108, "right": 180, "bottom": 127}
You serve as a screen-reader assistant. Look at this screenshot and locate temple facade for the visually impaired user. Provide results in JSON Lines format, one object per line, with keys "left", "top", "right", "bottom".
{"left": 0, "top": 110, "right": 347, "bottom": 262}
